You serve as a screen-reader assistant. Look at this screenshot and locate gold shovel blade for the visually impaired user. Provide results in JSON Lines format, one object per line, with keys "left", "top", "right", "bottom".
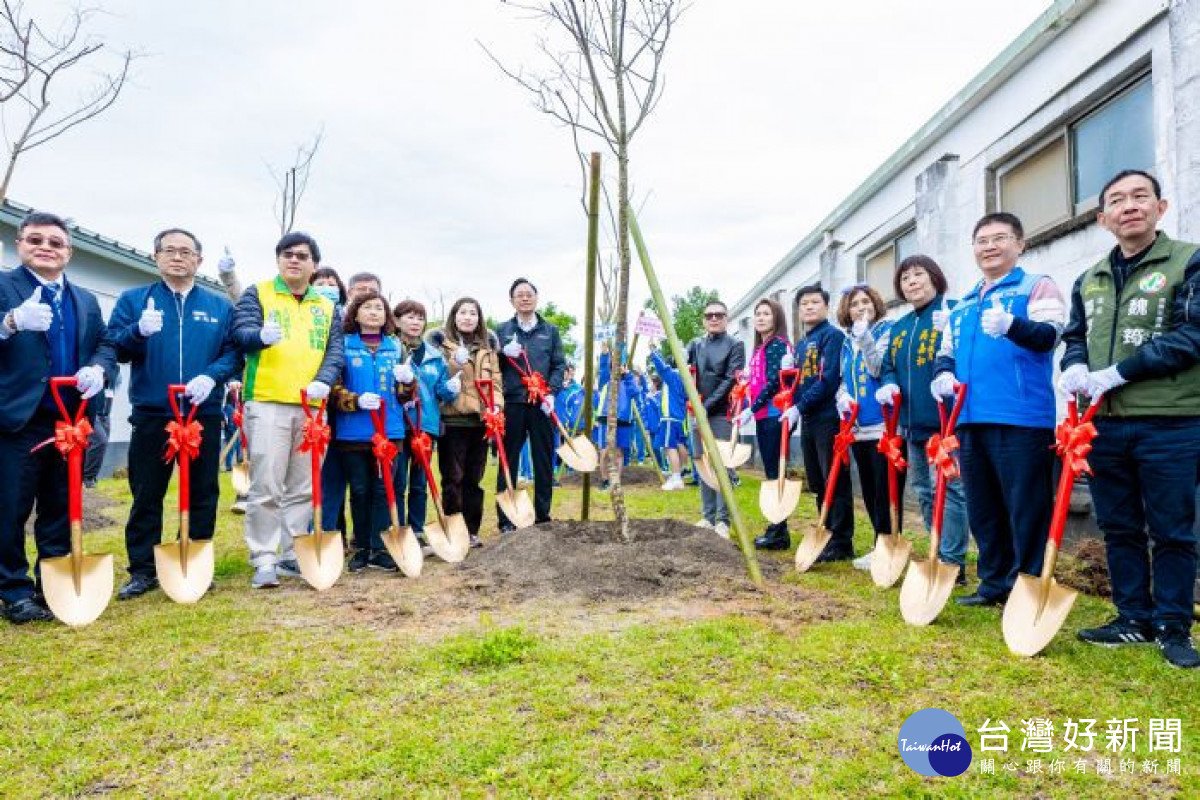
{"left": 716, "top": 439, "right": 752, "bottom": 470}
{"left": 759, "top": 478, "right": 801, "bottom": 524}
{"left": 381, "top": 525, "right": 424, "bottom": 578}
{"left": 294, "top": 529, "right": 344, "bottom": 591}
{"left": 1002, "top": 574, "right": 1078, "bottom": 657}
{"left": 41, "top": 553, "right": 114, "bottom": 627}
{"left": 793, "top": 525, "right": 831, "bottom": 573}
{"left": 557, "top": 436, "right": 599, "bottom": 473}
{"left": 230, "top": 460, "right": 251, "bottom": 495}
{"left": 497, "top": 489, "right": 536, "bottom": 530}
{"left": 898, "top": 558, "right": 960, "bottom": 626}
{"left": 694, "top": 455, "right": 719, "bottom": 489}
{"left": 425, "top": 518, "right": 469, "bottom": 563}
{"left": 154, "top": 539, "right": 215, "bottom": 604}
{"left": 869, "top": 534, "right": 912, "bottom": 589}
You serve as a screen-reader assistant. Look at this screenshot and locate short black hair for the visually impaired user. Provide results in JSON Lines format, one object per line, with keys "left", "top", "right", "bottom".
{"left": 311, "top": 267, "right": 347, "bottom": 304}
{"left": 973, "top": 212, "right": 1024, "bottom": 240}
{"left": 153, "top": 228, "right": 202, "bottom": 254}
{"left": 796, "top": 284, "right": 828, "bottom": 305}
{"left": 703, "top": 299, "right": 728, "bottom": 312}
{"left": 347, "top": 271, "right": 381, "bottom": 291}
{"left": 1100, "top": 169, "right": 1161, "bottom": 207}
{"left": 275, "top": 231, "right": 321, "bottom": 264}
{"left": 509, "top": 278, "right": 537, "bottom": 297}
{"left": 18, "top": 211, "right": 71, "bottom": 241}
{"left": 894, "top": 254, "right": 948, "bottom": 299}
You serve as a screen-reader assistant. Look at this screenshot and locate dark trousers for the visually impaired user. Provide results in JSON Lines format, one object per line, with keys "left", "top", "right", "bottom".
{"left": 0, "top": 410, "right": 72, "bottom": 604}
{"left": 83, "top": 412, "right": 110, "bottom": 483}
{"left": 800, "top": 413, "right": 854, "bottom": 550}
{"left": 756, "top": 416, "right": 788, "bottom": 536}
{"left": 124, "top": 414, "right": 222, "bottom": 579}
{"left": 851, "top": 439, "right": 904, "bottom": 537}
{"left": 497, "top": 403, "right": 554, "bottom": 526}
{"left": 957, "top": 424, "right": 1054, "bottom": 601}
{"left": 1088, "top": 417, "right": 1200, "bottom": 629}
{"left": 340, "top": 447, "right": 388, "bottom": 552}
{"left": 396, "top": 437, "right": 431, "bottom": 532}
{"left": 440, "top": 424, "right": 488, "bottom": 535}
{"left": 320, "top": 446, "right": 348, "bottom": 534}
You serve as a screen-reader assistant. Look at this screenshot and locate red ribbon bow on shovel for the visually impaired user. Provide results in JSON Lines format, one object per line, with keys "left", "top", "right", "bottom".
{"left": 1054, "top": 406, "right": 1099, "bottom": 477}
{"left": 409, "top": 430, "right": 433, "bottom": 465}
{"left": 300, "top": 415, "right": 331, "bottom": 455}
{"left": 727, "top": 373, "right": 750, "bottom": 419}
{"left": 878, "top": 432, "right": 907, "bottom": 471}
{"left": 925, "top": 432, "right": 960, "bottom": 481}
{"left": 164, "top": 419, "right": 202, "bottom": 462}
{"left": 483, "top": 407, "right": 506, "bottom": 441}
{"left": 371, "top": 432, "right": 398, "bottom": 464}
{"left": 53, "top": 418, "right": 94, "bottom": 457}
{"left": 508, "top": 352, "right": 549, "bottom": 405}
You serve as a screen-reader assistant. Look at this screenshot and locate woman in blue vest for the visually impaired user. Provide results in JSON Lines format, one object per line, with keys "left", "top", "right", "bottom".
{"left": 330, "top": 291, "right": 404, "bottom": 572}
{"left": 834, "top": 286, "right": 904, "bottom": 572}
{"left": 393, "top": 299, "right": 460, "bottom": 550}
{"left": 737, "top": 298, "right": 795, "bottom": 550}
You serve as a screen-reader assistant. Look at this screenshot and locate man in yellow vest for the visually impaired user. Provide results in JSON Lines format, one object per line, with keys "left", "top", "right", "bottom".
{"left": 231, "top": 232, "right": 345, "bottom": 588}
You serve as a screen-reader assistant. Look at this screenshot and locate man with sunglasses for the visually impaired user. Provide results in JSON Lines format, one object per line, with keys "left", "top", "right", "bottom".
{"left": 231, "top": 232, "right": 344, "bottom": 589}
{"left": 0, "top": 211, "right": 117, "bottom": 624}
{"left": 105, "top": 228, "right": 242, "bottom": 601}
{"left": 686, "top": 300, "right": 744, "bottom": 536}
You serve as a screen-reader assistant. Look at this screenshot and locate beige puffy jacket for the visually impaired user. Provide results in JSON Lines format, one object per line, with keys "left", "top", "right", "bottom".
{"left": 429, "top": 328, "right": 504, "bottom": 421}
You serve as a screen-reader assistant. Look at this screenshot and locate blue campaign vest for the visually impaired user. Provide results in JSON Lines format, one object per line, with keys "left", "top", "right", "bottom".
{"left": 335, "top": 334, "right": 407, "bottom": 442}
{"left": 947, "top": 267, "right": 1055, "bottom": 429}
{"left": 840, "top": 319, "right": 891, "bottom": 427}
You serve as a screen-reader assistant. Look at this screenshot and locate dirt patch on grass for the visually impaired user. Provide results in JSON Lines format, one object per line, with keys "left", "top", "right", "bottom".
{"left": 558, "top": 466, "right": 662, "bottom": 487}
{"left": 24, "top": 487, "right": 120, "bottom": 534}
{"left": 1057, "top": 537, "right": 1111, "bottom": 597}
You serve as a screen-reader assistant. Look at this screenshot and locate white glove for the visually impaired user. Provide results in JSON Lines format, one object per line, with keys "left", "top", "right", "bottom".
{"left": 138, "top": 296, "right": 163, "bottom": 337}
{"left": 836, "top": 389, "right": 854, "bottom": 417}
{"left": 931, "top": 371, "right": 960, "bottom": 401}
{"left": 184, "top": 374, "right": 215, "bottom": 406}
{"left": 980, "top": 294, "right": 1013, "bottom": 338}
{"left": 357, "top": 391, "right": 381, "bottom": 411}
{"left": 74, "top": 365, "right": 105, "bottom": 400}
{"left": 780, "top": 352, "right": 795, "bottom": 370}
{"left": 394, "top": 362, "right": 414, "bottom": 384}
{"left": 453, "top": 346, "right": 469, "bottom": 366}
{"left": 931, "top": 299, "right": 951, "bottom": 332}
{"left": 445, "top": 374, "right": 462, "bottom": 396}
{"left": 737, "top": 407, "right": 754, "bottom": 428}
{"left": 875, "top": 383, "right": 900, "bottom": 406}
{"left": 218, "top": 246, "right": 236, "bottom": 274}
{"left": 502, "top": 333, "right": 522, "bottom": 359}
{"left": 781, "top": 405, "right": 799, "bottom": 428}
{"left": 541, "top": 396, "right": 554, "bottom": 417}
{"left": 1057, "top": 364, "right": 1090, "bottom": 397}
{"left": 10, "top": 287, "right": 53, "bottom": 332}
{"left": 305, "top": 381, "right": 331, "bottom": 401}
{"left": 1086, "top": 365, "right": 1126, "bottom": 402}
{"left": 260, "top": 312, "right": 283, "bottom": 346}
{"left": 851, "top": 317, "right": 870, "bottom": 341}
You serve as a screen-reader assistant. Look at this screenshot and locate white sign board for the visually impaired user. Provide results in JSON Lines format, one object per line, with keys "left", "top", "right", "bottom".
{"left": 634, "top": 311, "right": 666, "bottom": 340}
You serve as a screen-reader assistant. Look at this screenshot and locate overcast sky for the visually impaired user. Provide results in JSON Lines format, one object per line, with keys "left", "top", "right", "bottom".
{"left": 16, "top": 0, "right": 1049, "bottom": 332}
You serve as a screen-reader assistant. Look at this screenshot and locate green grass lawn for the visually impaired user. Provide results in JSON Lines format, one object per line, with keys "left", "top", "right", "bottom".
{"left": 0, "top": 466, "right": 1195, "bottom": 797}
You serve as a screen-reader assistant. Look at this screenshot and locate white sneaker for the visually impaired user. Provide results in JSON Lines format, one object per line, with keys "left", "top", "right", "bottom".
{"left": 713, "top": 522, "right": 731, "bottom": 540}
{"left": 662, "top": 476, "right": 684, "bottom": 491}
{"left": 231, "top": 499, "right": 247, "bottom": 515}
{"left": 852, "top": 552, "right": 872, "bottom": 571}
{"left": 251, "top": 566, "right": 279, "bottom": 589}
{"left": 695, "top": 519, "right": 714, "bottom": 529}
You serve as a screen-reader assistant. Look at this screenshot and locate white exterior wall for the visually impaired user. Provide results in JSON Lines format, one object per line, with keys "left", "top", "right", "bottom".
{"left": 733, "top": 1, "right": 1189, "bottom": 346}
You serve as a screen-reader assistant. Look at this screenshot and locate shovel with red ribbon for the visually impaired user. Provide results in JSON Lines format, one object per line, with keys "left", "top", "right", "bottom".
{"left": 870, "top": 392, "right": 912, "bottom": 588}
{"left": 508, "top": 352, "right": 598, "bottom": 473}
{"left": 398, "top": 400, "right": 469, "bottom": 562}
{"left": 154, "top": 384, "right": 215, "bottom": 603}
{"left": 759, "top": 368, "right": 804, "bottom": 524}
{"left": 477, "top": 377, "right": 535, "bottom": 529}
{"left": 1003, "top": 393, "right": 1101, "bottom": 656}
{"left": 293, "top": 390, "right": 343, "bottom": 590}
{"left": 716, "top": 370, "right": 753, "bottom": 469}
{"left": 369, "top": 405, "right": 423, "bottom": 577}
{"left": 795, "top": 397, "right": 858, "bottom": 572}
{"left": 39, "top": 376, "right": 114, "bottom": 626}
{"left": 900, "top": 382, "right": 967, "bottom": 625}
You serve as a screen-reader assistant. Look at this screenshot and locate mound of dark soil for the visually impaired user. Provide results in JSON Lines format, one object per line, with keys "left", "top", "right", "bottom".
{"left": 1058, "top": 537, "right": 1111, "bottom": 597}
{"left": 558, "top": 466, "right": 663, "bottom": 487}
{"left": 455, "top": 519, "right": 772, "bottom": 602}
{"left": 25, "top": 487, "right": 120, "bottom": 534}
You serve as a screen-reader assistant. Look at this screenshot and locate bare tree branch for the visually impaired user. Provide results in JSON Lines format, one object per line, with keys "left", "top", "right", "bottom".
{"left": 268, "top": 129, "right": 324, "bottom": 236}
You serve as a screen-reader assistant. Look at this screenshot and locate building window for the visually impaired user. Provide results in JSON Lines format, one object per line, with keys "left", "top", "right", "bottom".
{"left": 862, "top": 226, "right": 915, "bottom": 304}
{"left": 995, "top": 74, "right": 1153, "bottom": 238}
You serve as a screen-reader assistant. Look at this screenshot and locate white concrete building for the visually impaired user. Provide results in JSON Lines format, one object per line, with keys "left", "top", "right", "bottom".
{"left": 1, "top": 200, "right": 224, "bottom": 477}
{"left": 731, "top": 0, "right": 1199, "bottom": 348}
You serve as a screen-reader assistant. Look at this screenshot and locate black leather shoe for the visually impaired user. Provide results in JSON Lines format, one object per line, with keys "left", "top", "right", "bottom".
{"left": 955, "top": 592, "right": 1006, "bottom": 607}
{"left": 955, "top": 565, "right": 968, "bottom": 586}
{"left": 814, "top": 546, "right": 854, "bottom": 564}
{"left": 753, "top": 527, "right": 791, "bottom": 551}
{"left": 117, "top": 574, "right": 159, "bottom": 601}
{"left": 3, "top": 597, "right": 54, "bottom": 624}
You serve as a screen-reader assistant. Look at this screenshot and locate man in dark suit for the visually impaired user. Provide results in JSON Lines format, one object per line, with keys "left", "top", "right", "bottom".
{"left": 0, "top": 211, "right": 117, "bottom": 624}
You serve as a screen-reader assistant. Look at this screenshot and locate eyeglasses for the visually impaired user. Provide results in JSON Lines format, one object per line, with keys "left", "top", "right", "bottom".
{"left": 280, "top": 250, "right": 312, "bottom": 262}
{"left": 19, "top": 234, "right": 69, "bottom": 250}
{"left": 704, "top": 312, "right": 727, "bottom": 320}
{"left": 158, "top": 246, "right": 197, "bottom": 259}
{"left": 972, "top": 234, "right": 1017, "bottom": 248}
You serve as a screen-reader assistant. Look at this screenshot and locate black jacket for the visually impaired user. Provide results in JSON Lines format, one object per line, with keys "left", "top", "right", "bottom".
{"left": 687, "top": 332, "right": 745, "bottom": 415}
{"left": 495, "top": 314, "right": 566, "bottom": 404}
